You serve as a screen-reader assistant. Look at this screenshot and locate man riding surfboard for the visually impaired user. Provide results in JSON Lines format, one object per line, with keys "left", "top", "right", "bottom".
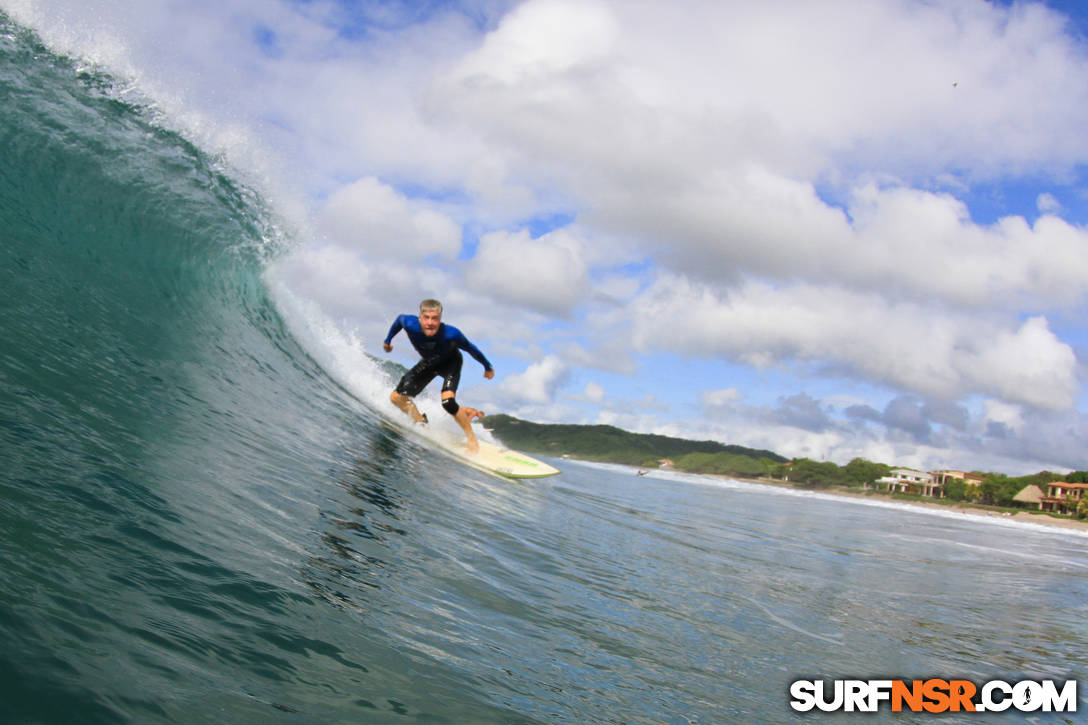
{"left": 383, "top": 299, "right": 494, "bottom": 453}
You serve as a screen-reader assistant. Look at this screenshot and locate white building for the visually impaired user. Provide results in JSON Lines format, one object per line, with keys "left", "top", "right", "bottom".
{"left": 877, "top": 468, "right": 939, "bottom": 496}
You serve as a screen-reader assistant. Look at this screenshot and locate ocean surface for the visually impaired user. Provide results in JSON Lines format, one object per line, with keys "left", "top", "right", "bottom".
{"left": 2, "top": 12, "right": 1086, "bottom": 724}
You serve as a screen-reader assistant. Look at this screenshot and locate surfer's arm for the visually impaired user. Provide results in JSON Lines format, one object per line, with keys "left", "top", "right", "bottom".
{"left": 382, "top": 315, "right": 409, "bottom": 350}
{"left": 454, "top": 331, "right": 494, "bottom": 375}
{"left": 383, "top": 316, "right": 408, "bottom": 351}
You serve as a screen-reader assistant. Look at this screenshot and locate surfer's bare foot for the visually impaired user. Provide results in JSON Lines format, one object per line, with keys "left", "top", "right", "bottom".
{"left": 452, "top": 404, "right": 483, "bottom": 453}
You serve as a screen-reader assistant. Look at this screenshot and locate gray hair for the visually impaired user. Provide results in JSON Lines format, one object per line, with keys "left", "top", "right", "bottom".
{"left": 419, "top": 298, "right": 443, "bottom": 315}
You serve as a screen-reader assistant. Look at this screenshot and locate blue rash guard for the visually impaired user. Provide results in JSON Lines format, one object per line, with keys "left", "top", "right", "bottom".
{"left": 384, "top": 315, "right": 493, "bottom": 372}
{"left": 385, "top": 315, "right": 493, "bottom": 399}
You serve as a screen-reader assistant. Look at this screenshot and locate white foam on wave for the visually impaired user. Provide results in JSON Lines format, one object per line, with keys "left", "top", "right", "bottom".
{"left": 265, "top": 266, "right": 393, "bottom": 407}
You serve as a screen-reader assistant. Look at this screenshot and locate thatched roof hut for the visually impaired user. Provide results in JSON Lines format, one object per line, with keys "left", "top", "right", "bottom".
{"left": 1013, "top": 484, "right": 1046, "bottom": 508}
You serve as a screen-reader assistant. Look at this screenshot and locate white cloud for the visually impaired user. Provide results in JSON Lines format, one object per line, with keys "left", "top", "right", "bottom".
{"left": 269, "top": 249, "right": 468, "bottom": 344}
{"left": 982, "top": 399, "right": 1026, "bottom": 435}
{"left": 701, "top": 388, "right": 743, "bottom": 408}
{"left": 639, "top": 392, "right": 1083, "bottom": 475}
{"left": 590, "top": 174, "right": 1088, "bottom": 312}
{"left": 446, "top": 0, "right": 618, "bottom": 86}
{"left": 271, "top": 245, "right": 374, "bottom": 321}
{"left": 844, "top": 185, "right": 1088, "bottom": 309}
{"left": 434, "top": 1, "right": 1088, "bottom": 200}
{"left": 465, "top": 227, "right": 589, "bottom": 316}
{"left": 1037, "top": 192, "right": 1062, "bottom": 215}
{"left": 583, "top": 381, "right": 605, "bottom": 403}
{"left": 955, "top": 316, "right": 1078, "bottom": 411}
{"left": 427, "top": 0, "right": 1088, "bottom": 317}
{"left": 628, "top": 275, "right": 1080, "bottom": 411}
{"left": 498, "top": 354, "right": 570, "bottom": 404}
{"left": 17, "top": 0, "right": 1088, "bottom": 212}
{"left": 592, "top": 273, "right": 642, "bottom": 305}
{"left": 316, "top": 177, "right": 461, "bottom": 261}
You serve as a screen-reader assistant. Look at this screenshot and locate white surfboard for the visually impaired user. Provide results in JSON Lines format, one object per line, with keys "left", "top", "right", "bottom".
{"left": 436, "top": 434, "right": 561, "bottom": 479}
{"left": 382, "top": 410, "right": 559, "bottom": 479}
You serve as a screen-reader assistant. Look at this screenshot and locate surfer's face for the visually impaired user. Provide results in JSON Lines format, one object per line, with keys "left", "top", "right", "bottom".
{"left": 420, "top": 309, "right": 441, "bottom": 336}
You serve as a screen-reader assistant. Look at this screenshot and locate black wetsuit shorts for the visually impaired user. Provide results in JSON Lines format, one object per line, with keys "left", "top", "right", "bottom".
{"left": 395, "top": 350, "right": 463, "bottom": 398}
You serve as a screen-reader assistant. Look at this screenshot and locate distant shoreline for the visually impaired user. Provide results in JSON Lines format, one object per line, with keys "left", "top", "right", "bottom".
{"left": 722, "top": 474, "right": 1088, "bottom": 532}
{"left": 616, "top": 463, "right": 1088, "bottom": 534}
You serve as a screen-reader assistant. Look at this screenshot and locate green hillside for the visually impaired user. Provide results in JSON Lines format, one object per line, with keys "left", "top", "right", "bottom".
{"left": 482, "top": 414, "right": 787, "bottom": 475}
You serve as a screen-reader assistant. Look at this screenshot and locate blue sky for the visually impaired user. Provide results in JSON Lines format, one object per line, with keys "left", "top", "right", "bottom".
{"left": 8, "top": 0, "right": 1088, "bottom": 474}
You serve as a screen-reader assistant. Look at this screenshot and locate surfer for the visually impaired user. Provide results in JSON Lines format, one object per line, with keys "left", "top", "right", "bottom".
{"left": 383, "top": 299, "right": 495, "bottom": 453}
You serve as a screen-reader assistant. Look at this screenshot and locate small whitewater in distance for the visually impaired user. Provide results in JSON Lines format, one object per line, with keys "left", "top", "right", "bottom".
{"left": 1, "top": 13, "right": 1085, "bottom": 724}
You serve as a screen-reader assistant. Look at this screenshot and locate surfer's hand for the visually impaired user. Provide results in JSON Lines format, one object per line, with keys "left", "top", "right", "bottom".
{"left": 484, "top": 369, "right": 494, "bottom": 380}
{"left": 382, "top": 343, "right": 393, "bottom": 353}
{"left": 462, "top": 406, "right": 484, "bottom": 421}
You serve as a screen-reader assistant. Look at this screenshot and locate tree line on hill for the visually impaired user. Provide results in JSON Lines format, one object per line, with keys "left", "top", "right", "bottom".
{"left": 481, "top": 414, "right": 787, "bottom": 475}
{"left": 483, "top": 414, "right": 1088, "bottom": 517}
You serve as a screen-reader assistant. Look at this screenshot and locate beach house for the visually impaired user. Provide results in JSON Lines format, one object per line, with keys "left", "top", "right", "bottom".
{"left": 931, "top": 469, "right": 984, "bottom": 488}
{"left": 1039, "top": 482, "right": 1088, "bottom": 515}
{"left": 877, "top": 468, "right": 937, "bottom": 495}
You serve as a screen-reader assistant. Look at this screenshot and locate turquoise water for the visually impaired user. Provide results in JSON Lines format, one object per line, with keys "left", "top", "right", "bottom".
{"left": 1, "top": 13, "right": 1086, "bottom": 723}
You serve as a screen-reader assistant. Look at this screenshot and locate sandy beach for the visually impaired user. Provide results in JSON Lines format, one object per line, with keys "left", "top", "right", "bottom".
{"left": 722, "top": 475, "right": 1088, "bottom": 533}
{"left": 828, "top": 487, "right": 1088, "bottom": 531}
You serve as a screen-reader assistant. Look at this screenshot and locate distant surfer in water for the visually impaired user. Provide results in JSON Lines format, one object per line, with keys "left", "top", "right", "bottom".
{"left": 383, "top": 299, "right": 495, "bottom": 453}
